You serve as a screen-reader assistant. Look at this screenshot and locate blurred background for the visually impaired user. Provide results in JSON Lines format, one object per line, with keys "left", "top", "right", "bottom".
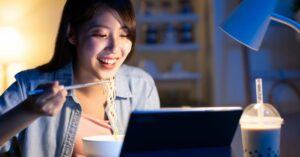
{"left": 1, "top": 0, "right": 300, "bottom": 156}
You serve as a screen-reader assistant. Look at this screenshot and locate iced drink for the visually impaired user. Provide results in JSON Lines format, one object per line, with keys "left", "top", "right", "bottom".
{"left": 240, "top": 103, "right": 283, "bottom": 157}
{"left": 241, "top": 119, "right": 281, "bottom": 157}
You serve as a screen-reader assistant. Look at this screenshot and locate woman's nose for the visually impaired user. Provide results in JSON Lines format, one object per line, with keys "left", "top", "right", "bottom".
{"left": 106, "top": 36, "right": 119, "bottom": 53}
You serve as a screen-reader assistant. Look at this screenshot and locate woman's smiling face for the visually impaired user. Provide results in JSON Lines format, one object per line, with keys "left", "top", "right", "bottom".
{"left": 70, "top": 8, "right": 132, "bottom": 81}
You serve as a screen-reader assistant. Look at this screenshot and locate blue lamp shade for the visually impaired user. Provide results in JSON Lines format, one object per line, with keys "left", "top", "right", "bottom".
{"left": 219, "top": 0, "right": 278, "bottom": 51}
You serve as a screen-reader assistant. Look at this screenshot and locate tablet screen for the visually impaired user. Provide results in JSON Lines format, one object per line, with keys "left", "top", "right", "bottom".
{"left": 121, "top": 107, "right": 242, "bottom": 154}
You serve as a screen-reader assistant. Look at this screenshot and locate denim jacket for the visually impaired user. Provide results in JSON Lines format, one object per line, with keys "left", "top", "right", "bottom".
{"left": 0, "top": 63, "right": 160, "bottom": 157}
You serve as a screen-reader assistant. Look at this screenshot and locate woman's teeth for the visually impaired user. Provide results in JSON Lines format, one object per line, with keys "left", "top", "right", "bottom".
{"left": 100, "top": 58, "right": 117, "bottom": 64}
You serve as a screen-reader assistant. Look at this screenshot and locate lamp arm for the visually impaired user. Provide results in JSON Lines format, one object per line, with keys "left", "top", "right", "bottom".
{"left": 270, "top": 13, "right": 300, "bottom": 34}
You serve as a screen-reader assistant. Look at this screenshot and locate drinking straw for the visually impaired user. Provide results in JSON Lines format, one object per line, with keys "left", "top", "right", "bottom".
{"left": 255, "top": 78, "right": 264, "bottom": 119}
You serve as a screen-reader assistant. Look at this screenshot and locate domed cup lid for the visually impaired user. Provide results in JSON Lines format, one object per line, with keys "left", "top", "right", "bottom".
{"left": 240, "top": 103, "right": 283, "bottom": 128}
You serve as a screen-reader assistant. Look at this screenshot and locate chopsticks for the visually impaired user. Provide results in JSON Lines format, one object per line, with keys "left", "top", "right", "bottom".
{"left": 27, "top": 80, "right": 111, "bottom": 96}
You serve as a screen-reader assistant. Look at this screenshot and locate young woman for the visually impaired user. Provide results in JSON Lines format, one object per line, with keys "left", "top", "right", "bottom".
{"left": 0, "top": 0, "right": 160, "bottom": 156}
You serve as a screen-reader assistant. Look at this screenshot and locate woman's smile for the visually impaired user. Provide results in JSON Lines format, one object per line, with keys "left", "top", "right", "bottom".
{"left": 98, "top": 56, "right": 118, "bottom": 69}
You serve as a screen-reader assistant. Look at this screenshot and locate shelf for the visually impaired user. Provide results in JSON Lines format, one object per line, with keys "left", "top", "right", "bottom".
{"left": 137, "top": 13, "right": 199, "bottom": 24}
{"left": 153, "top": 72, "right": 201, "bottom": 81}
{"left": 132, "top": 0, "right": 207, "bottom": 107}
{"left": 136, "top": 43, "right": 200, "bottom": 53}
{"left": 251, "top": 70, "right": 300, "bottom": 79}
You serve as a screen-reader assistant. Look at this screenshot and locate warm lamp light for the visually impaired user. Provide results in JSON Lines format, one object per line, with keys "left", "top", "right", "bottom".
{"left": 219, "top": 0, "right": 300, "bottom": 51}
{"left": 0, "top": 27, "right": 26, "bottom": 93}
{"left": 0, "top": 27, "right": 25, "bottom": 62}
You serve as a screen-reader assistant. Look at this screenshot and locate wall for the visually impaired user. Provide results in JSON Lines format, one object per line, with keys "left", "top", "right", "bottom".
{"left": 210, "top": 0, "right": 248, "bottom": 107}
{"left": 0, "top": 0, "right": 66, "bottom": 67}
{"left": 0, "top": 0, "right": 65, "bottom": 92}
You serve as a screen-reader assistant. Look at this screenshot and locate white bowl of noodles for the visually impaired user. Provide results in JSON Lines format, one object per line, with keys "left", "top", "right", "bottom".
{"left": 82, "top": 135, "right": 124, "bottom": 157}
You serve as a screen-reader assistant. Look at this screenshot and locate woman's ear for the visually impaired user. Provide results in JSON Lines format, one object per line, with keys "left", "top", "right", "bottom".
{"left": 67, "top": 25, "right": 76, "bottom": 45}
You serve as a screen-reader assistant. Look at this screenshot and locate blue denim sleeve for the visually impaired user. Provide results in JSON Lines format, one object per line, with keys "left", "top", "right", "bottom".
{"left": 0, "top": 73, "right": 27, "bottom": 153}
{"left": 0, "top": 81, "right": 26, "bottom": 115}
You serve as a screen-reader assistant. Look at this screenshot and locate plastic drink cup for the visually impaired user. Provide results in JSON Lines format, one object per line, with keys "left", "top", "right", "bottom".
{"left": 240, "top": 103, "right": 283, "bottom": 157}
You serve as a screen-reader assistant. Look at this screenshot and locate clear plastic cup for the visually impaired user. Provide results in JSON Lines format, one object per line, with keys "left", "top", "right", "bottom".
{"left": 240, "top": 103, "right": 283, "bottom": 157}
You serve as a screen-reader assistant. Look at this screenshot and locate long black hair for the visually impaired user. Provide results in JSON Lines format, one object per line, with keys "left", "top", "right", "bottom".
{"left": 37, "top": 0, "right": 136, "bottom": 72}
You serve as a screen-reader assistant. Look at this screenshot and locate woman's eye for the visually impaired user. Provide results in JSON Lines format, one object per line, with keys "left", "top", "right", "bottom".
{"left": 93, "top": 34, "right": 107, "bottom": 38}
{"left": 120, "top": 34, "right": 129, "bottom": 38}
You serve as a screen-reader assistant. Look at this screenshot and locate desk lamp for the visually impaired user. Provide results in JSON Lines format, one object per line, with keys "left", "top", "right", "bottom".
{"left": 219, "top": 0, "right": 300, "bottom": 51}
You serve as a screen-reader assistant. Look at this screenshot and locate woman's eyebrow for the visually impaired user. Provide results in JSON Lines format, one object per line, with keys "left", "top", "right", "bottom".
{"left": 87, "top": 23, "right": 129, "bottom": 32}
{"left": 88, "top": 24, "right": 109, "bottom": 30}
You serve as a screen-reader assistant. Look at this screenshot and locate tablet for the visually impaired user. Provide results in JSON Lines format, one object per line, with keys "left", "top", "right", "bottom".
{"left": 120, "top": 107, "right": 242, "bottom": 155}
